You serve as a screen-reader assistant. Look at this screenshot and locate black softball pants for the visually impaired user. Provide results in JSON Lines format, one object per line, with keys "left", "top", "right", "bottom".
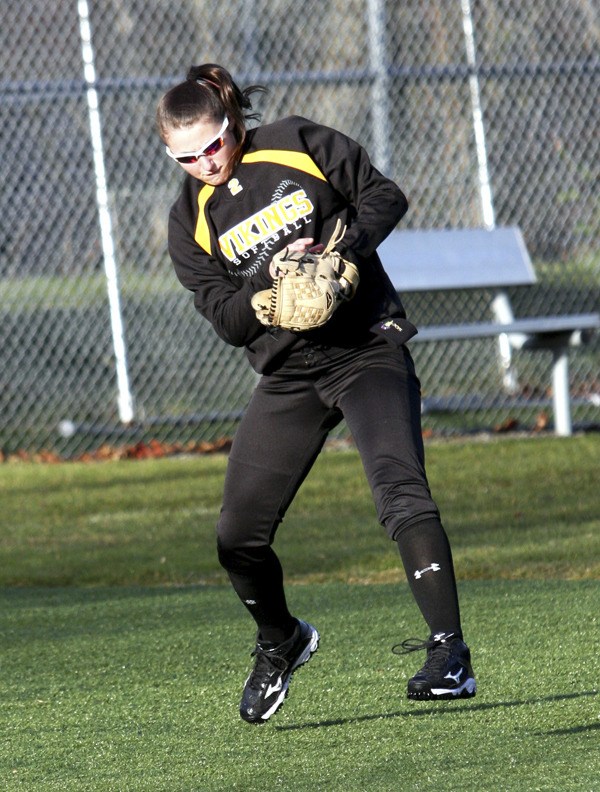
{"left": 216, "top": 337, "right": 461, "bottom": 642}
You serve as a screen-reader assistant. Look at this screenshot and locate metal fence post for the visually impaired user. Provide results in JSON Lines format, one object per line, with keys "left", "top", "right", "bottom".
{"left": 367, "top": 0, "right": 392, "bottom": 175}
{"left": 461, "top": 0, "right": 520, "bottom": 393}
{"left": 460, "top": 0, "right": 495, "bottom": 229}
{"left": 77, "top": 0, "right": 134, "bottom": 424}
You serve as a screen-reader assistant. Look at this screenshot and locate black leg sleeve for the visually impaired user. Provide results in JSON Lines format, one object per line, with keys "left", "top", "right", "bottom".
{"left": 395, "top": 518, "right": 462, "bottom": 636}
{"left": 217, "top": 541, "right": 297, "bottom": 645}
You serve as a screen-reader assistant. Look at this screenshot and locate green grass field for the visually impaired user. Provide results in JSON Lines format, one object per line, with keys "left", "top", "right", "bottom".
{"left": 1, "top": 435, "right": 599, "bottom": 790}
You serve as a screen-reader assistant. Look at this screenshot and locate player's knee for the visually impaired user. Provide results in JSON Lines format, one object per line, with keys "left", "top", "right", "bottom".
{"left": 216, "top": 536, "right": 271, "bottom": 574}
{"left": 378, "top": 490, "right": 440, "bottom": 540}
{"left": 216, "top": 510, "right": 273, "bottom": 574}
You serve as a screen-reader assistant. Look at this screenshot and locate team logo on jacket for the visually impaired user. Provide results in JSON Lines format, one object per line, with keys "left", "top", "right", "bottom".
{"left": 218, "top": 180, "right": 314, "bottom": 275}
{"left": 227, "top": 178, "right": 243, "bottom": 196}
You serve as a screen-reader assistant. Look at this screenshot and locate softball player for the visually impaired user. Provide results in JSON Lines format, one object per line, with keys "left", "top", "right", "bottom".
{"left": 157, "top": 63, "right": 476, "bottom": 724}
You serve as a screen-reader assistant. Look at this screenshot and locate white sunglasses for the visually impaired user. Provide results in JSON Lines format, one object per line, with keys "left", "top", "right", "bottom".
{"left": 165, "top": 116, "right": 229, "bottom": 164}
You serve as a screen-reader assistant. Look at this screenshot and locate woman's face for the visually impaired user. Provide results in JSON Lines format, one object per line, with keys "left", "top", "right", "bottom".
{"left": 165, "top": 116, "right": 237, "bottom": 186}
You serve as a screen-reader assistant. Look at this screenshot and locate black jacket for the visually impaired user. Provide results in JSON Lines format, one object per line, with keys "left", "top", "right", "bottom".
{"left": 168, "top": 116, "right": 409, "bottom": 374}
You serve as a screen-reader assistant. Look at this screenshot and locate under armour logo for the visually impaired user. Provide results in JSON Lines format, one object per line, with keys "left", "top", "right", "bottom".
{"left": 433, "top": 631, "right": 455, "bottom": 642}
{"left": 414, "top": 562, "right": 441, "bottom": 579}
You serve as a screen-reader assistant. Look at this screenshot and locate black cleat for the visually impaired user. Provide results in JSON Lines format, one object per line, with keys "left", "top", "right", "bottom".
{"left": 240, "top": 619, "right": 319, "bottom": 724}
{"left": 395, "top": 632, "right": 477, "bottom": 700}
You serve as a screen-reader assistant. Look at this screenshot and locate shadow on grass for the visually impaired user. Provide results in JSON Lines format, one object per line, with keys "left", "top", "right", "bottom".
{"left": 535, "top": 722, "right": 600, "bottom": 737}
{"left": 275, "top": 689, "right": 598, "bottom": 731}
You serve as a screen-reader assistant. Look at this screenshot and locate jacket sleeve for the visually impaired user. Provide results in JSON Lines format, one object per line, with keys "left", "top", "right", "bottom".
{"left": 298, "top": 119, "right": 408, "bottom": 259}
{"left": 168, "top": 207, "right": 269, "bottom": 347}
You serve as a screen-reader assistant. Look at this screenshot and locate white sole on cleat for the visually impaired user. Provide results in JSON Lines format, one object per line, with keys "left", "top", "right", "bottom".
{"left": 431, "top": 677, "right": 477, "bottom": 697}
{"left": 411, "top": 677, "right": 477, "bottom": 700}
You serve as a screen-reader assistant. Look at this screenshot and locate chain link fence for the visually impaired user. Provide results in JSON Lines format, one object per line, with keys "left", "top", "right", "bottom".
{"left": 1, "top": 0, "right": 598, "bottom": 456}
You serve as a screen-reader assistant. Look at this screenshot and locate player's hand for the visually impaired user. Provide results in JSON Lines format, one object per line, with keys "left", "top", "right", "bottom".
{"left": 269, "top": 238, "right": 324, "bottom": 277}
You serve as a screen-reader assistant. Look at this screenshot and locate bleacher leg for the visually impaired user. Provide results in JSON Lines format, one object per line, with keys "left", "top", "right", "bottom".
{"left": 552, "top": 347, "right": 572, "bottom": 437}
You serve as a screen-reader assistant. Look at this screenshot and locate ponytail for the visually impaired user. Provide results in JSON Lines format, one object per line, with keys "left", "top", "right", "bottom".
{"left": 156, "top": 63, "right": 267, "bottom": 151}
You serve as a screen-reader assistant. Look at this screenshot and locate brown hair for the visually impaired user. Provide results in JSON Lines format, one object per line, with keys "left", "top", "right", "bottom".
{"left": 156, "top": 63, "right": 266, "bottom": 169}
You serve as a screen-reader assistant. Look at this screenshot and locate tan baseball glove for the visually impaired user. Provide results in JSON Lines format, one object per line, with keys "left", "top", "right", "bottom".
{"left": 251, "top": 220, "right": 360, "bottom": 332}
